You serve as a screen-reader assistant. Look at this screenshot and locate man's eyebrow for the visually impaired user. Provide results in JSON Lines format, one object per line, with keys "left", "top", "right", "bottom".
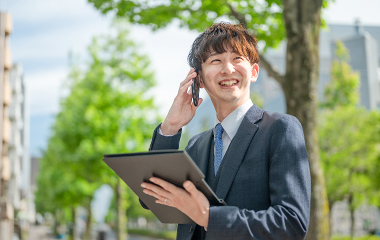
{"left": 209, "top": 52, "right": 218, "bottom": 56}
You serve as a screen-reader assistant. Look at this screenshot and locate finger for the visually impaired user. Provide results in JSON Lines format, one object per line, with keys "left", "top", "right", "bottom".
{"left": 186, "top": 68, "right": 197, "bottom": 80}
{"left": 183, "top": 180, "right": 206, "bottom": 203}
{"left": 179, "top": 75, "right": 195, "bottom": 92}
{"left": 179, "top": 79, "right": 194, "bottom": 96}
{"left": 183, "top": 181, "right": 198, "bottom": 195}
{"left": 142, "top": 188, "right": 166, "bottom": 201}
{"left": 142, "top": 182, "right": 172, "bottom": 198}
{"left": 183, "top": 181, "right": 210, "bottom": 213}
{"left": 187, "top": 67, "right": 196, "bottom": 76}
{"left": 142, "top": 184, "right": 174, "bottom": 205}
{"left": 143, "top": 189, "right": 173, "bottom": 208}
{"left": 155, "top": 198, "right": 174, "bottom": 207}
{"left": 179, "top": 70, "right": 197, "bottom": 89}
{"left": 150, "top": 177, "right": 182, "bottom": 194}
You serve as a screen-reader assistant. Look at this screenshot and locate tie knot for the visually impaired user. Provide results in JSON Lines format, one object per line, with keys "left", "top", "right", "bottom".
{"left": 215, "top": 123, "right": 224, "bottom": 140}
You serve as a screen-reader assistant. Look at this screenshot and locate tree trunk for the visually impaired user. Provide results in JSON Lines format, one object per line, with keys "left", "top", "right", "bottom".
{"left": 282, "top": 1, "right": 330, "bottom": 239}
{"left": 116, "top": 179, "right": 127, "bottom": 240}
{"left": 53, "top": 210, "right": 60, "bottom": 237}
{"left": 348, "top": 194, "right": 355, "bottom": 239}
{"left": 328, "top": 199, "right": 334, "bottom": 237}
{"left": 70, "top": 207, "right": 77, "bottom": 240}
{"left": 83, "top": 199, "right": 93, "bottom": 240}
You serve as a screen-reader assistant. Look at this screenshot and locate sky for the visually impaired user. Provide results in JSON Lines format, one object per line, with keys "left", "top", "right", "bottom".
{"left": 3, "top": 0, "right": 380, "bottom": 157}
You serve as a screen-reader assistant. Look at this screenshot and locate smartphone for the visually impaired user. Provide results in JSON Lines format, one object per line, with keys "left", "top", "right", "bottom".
{"left": 192, "top": 68, "right": 200, "bottom": 106}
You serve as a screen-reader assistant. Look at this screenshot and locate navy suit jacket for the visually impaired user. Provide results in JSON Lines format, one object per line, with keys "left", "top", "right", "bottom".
{"left": 149, "top": 105, "right": 311, "bottom": 240}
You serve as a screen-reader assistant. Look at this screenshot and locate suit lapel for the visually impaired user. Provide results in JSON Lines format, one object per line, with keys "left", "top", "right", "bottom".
{"left": 196, "top": 129, "right": 213, "bottom": 175}
{"left": 216, "top": 105, "right": 264, "bottom": 200}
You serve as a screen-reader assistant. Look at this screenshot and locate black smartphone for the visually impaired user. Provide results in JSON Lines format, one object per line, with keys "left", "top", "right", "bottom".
{"left": 192, "top": 68, "right": 200, "bottom": 106}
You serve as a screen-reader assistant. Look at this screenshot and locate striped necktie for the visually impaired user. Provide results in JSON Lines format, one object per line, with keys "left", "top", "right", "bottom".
{"left": 214, "top": 123, "right": 224, "bottom": 175}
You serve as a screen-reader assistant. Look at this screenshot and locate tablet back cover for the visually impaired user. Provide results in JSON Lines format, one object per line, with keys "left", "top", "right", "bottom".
{"left": 103, "top": 150, "right": 225, "bottom": 224}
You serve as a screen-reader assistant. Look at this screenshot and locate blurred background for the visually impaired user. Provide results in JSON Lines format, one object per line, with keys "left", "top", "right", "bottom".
{"left": 0, "top": 0, "right": 380, "bottom": 239}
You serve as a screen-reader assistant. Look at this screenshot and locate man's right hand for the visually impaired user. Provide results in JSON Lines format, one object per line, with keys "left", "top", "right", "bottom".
{"left": 160, "top": 68, "right": 203, "bottom": 135}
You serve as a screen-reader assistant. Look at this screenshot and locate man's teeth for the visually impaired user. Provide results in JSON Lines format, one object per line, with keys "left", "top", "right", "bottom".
{"left": 220, "top": 80, "right": 238, "bottom": 86}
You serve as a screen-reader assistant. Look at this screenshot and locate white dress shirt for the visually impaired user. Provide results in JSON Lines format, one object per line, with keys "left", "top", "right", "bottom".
{"left": 159, "top": 99, "right": 254, "bottom": 159}
{"left": 213, "top": 99, "right": 253, "bottom": 158}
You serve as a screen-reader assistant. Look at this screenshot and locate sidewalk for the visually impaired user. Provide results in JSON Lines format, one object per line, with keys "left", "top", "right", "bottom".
{"left": 28, "top": 225, "right": 56, "bottom": 240}
{"left": 27, "top": 224, "right": 165, "bottom": 240}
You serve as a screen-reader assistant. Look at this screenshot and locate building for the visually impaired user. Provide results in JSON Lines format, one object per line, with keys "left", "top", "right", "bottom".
{"left": 1, "top": 11, "right": 15, "bottom": 240}
{"left": 8, "top": 63, "right": 31, "bottom": 237}
{"left": 260, "top": 21, "right": 380, "bottom": 112}
{"left": 329, "top": 22, "right": 380, "bottom": 110}
{"left": 1, "top": 12, "right": 31, "bottom": 240}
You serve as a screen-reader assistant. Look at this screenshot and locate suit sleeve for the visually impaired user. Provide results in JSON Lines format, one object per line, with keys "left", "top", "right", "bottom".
{"left": 139, "top": 123, "right": 183, "bottom": 209}
{"left": 206, "top": 116, "right": 311, "bottom": 240}
{"left": 149, "top": 123, "right": 182, "bottom": 150}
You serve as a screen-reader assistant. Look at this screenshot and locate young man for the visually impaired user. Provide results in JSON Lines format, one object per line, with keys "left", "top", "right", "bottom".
{"left": 141, "top": 23, "right": 311, "bottom": 240}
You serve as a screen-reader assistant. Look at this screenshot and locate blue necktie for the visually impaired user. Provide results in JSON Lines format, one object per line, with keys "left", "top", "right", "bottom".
{"left": 214, "top": 123, "right": 224, "bottom": 175}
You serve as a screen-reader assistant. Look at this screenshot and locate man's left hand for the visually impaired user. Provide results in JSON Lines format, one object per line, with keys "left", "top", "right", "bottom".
{"left": 141, "top": 177, "right": 210, "bottom": 228}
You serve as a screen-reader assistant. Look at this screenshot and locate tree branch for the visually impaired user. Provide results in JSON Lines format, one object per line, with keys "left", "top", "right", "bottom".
{"left": 227, "top": 3, "right": 247, "bottom": 28}
{"left": 225, "top": 2, "right": 285, "bottom": 86}
{"left": 259, "top": 53, "right": 285, "bottom": 86}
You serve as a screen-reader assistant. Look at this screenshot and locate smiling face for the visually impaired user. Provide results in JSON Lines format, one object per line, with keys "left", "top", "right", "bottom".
{"left": 199, "top": 48, "right": 259, "bottom": 113}
{"left": 187, "top": 23, "right": 260, "bottom": 119}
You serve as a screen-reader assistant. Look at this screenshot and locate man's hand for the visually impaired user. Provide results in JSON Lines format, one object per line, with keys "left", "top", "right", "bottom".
{"left": 141, "top": 177, "right": 210, "bottom": 228}
{"left": 160, "top": 68, "right": 203, "bottom": 135}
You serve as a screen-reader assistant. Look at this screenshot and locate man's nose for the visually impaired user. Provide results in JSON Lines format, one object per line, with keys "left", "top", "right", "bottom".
{"left": 221, "top": 61, "right": 235, "bottom": 74}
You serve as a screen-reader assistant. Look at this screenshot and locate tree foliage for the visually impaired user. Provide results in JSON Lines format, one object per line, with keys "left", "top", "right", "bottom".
{"left": 35, "top": 20, "right": 160, "bottom": 238}
{"left": 88, "top": 0, "right": 285, "bottom": 50}
{"left": 319, "top": 40, "right": 380, "bottom": 237}
{"left": 320, "top": 108, "right": 379, "bottom": 207}
{"left": 321, "top": 41, "right": 360, "bottom": 109}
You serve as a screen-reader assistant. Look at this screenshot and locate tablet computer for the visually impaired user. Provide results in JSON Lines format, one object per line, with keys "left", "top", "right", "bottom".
{"left": 103, "top": 150, "right": 226, "bottom": 224}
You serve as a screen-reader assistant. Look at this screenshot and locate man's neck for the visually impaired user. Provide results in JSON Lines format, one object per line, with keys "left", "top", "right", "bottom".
{"left": 214, "top": 100, "right": 249, "bottom": 122}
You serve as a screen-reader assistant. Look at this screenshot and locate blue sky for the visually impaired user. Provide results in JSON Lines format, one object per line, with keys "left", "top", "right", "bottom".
{"left": 4, "top": 0, "right": 380, "bottom": 157}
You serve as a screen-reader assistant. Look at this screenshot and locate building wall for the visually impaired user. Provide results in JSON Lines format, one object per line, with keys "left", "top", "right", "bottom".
{"left": 342, "top": 33, "right": 380, "bottom": 109}
{"left": 0, "top": 11, "right": 14, "bottom": 240}
{"left": 8, "top": 64, "right": 26, "bottom": 211}
{"left": 1, "top": 12, "right": 31, "bottom": 240}
{"left": 364, "top": 34, "right": 380, "bottom": 109}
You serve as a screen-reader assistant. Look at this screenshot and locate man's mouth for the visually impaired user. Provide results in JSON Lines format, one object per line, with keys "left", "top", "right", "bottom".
{"left": 219, "top": 80, "right": 238, "bottom": 86}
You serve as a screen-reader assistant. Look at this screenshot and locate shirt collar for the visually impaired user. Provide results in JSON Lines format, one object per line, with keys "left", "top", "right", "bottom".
{"left": 214, "top": 99, "right": 253, "bottom": 140}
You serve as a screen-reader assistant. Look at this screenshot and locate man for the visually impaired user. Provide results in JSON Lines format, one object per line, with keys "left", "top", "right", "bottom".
{"left": 141, "top": 22, "right": 311, "bottom": 239}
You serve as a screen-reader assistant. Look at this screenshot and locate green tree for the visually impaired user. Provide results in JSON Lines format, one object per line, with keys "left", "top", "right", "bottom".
{"left": 88, "top": 0, "right": 331, "bottom": 238}
{"left": 319, "top": 41, "right": 380, "bottom": 238}
{"left": 319, "top": 107, "right": 379, "bottom": 238}
{"left": 250, "top": 90, "right": 264, "bottom": 109}
{"left": 35, "top": 20, "right": 160, "bottom": 240}
{"left": 321, "top": 41, "right": 360, "bottom": 109}
{"left": 35, "top": 131, "right": 97, "bottom": 239}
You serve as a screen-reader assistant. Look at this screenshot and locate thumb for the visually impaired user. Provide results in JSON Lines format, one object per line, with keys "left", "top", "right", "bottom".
{"left": 183, "top": 181, "right": 197, "bottom": 195}
{"left": 184, "top": 181, "right": 210, "bottom": 214}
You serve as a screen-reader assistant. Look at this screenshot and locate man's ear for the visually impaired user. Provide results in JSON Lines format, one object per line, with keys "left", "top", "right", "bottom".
{"left": 251, "top": 63, "right": 259, "bottom": 82}
{"left": 199, "top": 72, "right": 205, "bottom": 88}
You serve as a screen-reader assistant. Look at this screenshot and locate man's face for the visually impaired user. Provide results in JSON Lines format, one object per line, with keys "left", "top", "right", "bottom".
{"left": 199, "top": 47, "right": 259, "bottom": 109}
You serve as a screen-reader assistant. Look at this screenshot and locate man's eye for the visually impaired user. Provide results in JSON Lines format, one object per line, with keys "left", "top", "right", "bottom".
{"left": 211, "top": 59, "right": 220, "bottom": 63}
{"left": 234, "top": 56, "right": 243, "bottom": 60}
